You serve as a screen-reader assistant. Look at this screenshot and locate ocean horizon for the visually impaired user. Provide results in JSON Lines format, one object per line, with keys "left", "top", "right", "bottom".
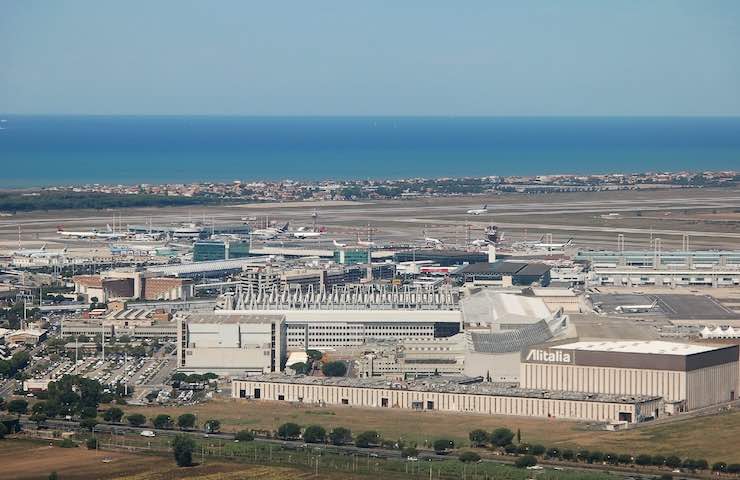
{"left": 0, "top": 115, "right": 739, "bottom": 188}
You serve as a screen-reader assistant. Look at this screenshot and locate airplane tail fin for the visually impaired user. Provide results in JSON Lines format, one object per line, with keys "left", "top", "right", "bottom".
{"left": 40, "top": 243, "right": 47, "bottom": 251}
{"left": 106, "top": 224, "right": 113, "bottom": 232}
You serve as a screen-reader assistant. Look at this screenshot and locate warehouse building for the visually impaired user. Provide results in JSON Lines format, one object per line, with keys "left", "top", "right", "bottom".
{"left": 520, "top": 340, "right": 739, "bottom": 413}
{"left": 232, "top": 374, "right": 663, "bottom": 424}
{"left": 177, "top": 314, "right": 286, "bottom": 375}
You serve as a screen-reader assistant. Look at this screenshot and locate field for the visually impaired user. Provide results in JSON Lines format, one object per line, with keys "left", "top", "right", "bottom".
{"left": 123, "top": 398, "right": 740, "bottom": 463}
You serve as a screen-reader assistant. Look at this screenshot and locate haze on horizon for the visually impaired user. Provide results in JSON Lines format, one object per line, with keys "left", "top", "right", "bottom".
{"left": 1, "top": 1, "right": 740, "bottom": 117}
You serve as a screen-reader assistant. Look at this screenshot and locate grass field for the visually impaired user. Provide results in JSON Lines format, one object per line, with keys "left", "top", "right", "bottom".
{"left": 122, "top": 399, "right": 740, "bottom": 463}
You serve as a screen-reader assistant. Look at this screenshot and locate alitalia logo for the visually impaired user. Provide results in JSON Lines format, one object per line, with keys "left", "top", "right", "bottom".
{"left": 526, "top": 349, "right": 572, "bottom": 363}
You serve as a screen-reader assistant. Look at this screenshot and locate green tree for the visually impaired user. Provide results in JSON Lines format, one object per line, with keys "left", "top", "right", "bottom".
{"left": 152, "top": 414, "right": 173, "bottom": 429}
{"left": 433, "top": 438, "right": 455, "bottom": 454}
{"left": 127, "top": 413, "right": 146, "bottom": 427}
{"left": 727, "top": 464, "right": 740, "bottom": 474}
{"left": 276, "top": 422, "right": 301, "bottom": 440}
{"left": 589, "top": 451, "right": 604, "bottom": 464}
{"left": 306, "top": 350, "right": 323, "bottom": 361}
{"left": 303, "top": 425, "right": 326, "bottom": 443}
{"left": 490, "top": 427, "right": 514, "bottom": 447}
{"left": 86, "top": 437, "right": 98, "bottom": 450}
{"left": 29, "top": 412, "right": 47, "bottom": 426}
{"left": 80, "top": 406, "right": 97, "bottom": 419}
{"left": 636, "top": 454, "right": 652, "bottom": 466}
{"left": 562, "top": 449, "right": 575, "bottom": 461}
{"left": 329, "top": 427, "right": 352, "bottom": 446}
{"left": 321, "top": 361, "right": 347, "bottom": 377}
{"left": 172, "top": 434, "right": 196, "bottom": 467}
{"left": 177, "top": 413, "right": 196, "bottom": 430}
{"left": 605, "top": 453, "right": 619, "bottom": 465}
{"left": 402, "top": 446, "right": 419, "bottom": 458}
{"left": 712, "top": 462, "right": 728, "bottom": 473}
{"left": 0, "top": 423, "right": 8, "bottom": 439}
{"left": 48, "top": 472, "right": 58, "bottom": 480}
{"left": 103, "top": 407, "right": 124, "bottom": 423}
{"left": 577, "top": 450, "right": 590, "bottom": 462}
{"left": 7, "top": 399, "right": 28, "bottom": 415}
{"left": 171, "top": 372, "right": 188, "bottom": 383}
{"left": 468, "top": 429, "right": 489, "bottom": 447}
{"left": 204, "top": 419, "right": 220, "bottom": 433}
{"left": 79, "top": 418, "right": 97, "bottom": 432}
{"left": 515, "top": 455, "right": 537, "bottom": 468}
{"left": 290, "top": 362, "right": 310, "bottom": 374}
{"left": 531, "top": 444, "right": 545, "bottom": 456}
{"left": 652, "top": 454, "right": 666, "bottom": 466}
{"left": 546, "top": 447, "right": 561, "bottom": 459}
{"left": 665, "top": 456, "right": 682, "bottom": 469}
{"left": 459, "top": 451, "right": 481, "bottom": 463}
{"left": 235, "top": 430, "right": 255, "bottom": 442}
{"left": 355, "top": 430, "right": 380, "bottom": 448}
{"left": 59, "top": 438, "right": 76, "bottom": 448}
{"left": 618, "top": 454, "right": 633, "bottom": 465}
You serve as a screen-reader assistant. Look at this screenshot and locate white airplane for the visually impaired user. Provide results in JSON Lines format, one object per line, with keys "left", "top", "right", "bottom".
{"left": 424, "top": 237, "right": 444, "bottom": 247}
{"left": 251, "top": 222, "right": 289, "bottom": 240}
{"left": 57, "top": 224, "right": 126, "bottom": 240}
{"left": 332, "top": 239, "right": 347, "bottom": 248}
{"left": 293, "top": 227, "right": 322, "bottom": 239}
{"left": 467, "top": 204, "right": 488, "bottom": 215}
{"left": 515, "top": 236, "right": 573, "bottom": 251}
{"left": 356, "top": 233, "right": 377, "bottom": 247}
{"left": 11, "top": 244, "right": 47, "bottom": 256}
{"left": 615, "top": 300, "right": 658, "bottom": 314}
{"left": 470, "top": 239, "right": 490, "bottom": 247}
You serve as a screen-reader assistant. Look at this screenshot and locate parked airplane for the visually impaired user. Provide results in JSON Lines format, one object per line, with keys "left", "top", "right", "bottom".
{"left": 356, "top": 233, "right": 377, "bottom": 247}
{"left": 251, "top": 222, "right": 289, "bottom": 240}
{"left": 293, "top": 226, "right": 322, "bottom": 239}
{"left": 332, "top": 239, "right": 348, "bottom": 248}
{"left": 57, "top": 224, "right": 127, "bottom": 240}
{"left": 424, "top": 237, "right": 444, "bottom": 246}
{"left": 467, "top": 204, "right": 488, "bottom": 215}
{"left": 514, "top": 236, "right": 573, "bottom": 251}
{"left": 615, "top": 300, "right": 658, "bottom": 314}
{"left": 11, "top": 244, "right": 67, "bottom": 258}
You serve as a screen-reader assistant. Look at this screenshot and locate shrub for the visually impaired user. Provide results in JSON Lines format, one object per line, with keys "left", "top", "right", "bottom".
{"left": 468, "top": 429, "right": 489, "bottom": 447}
{"left": 79, "top": 418, "right": 97, "bottom": 432}
{"left": 329, "top": 427, "right": 352, "bottom": 446}
{"left": 727, "top": 464, "right": 740, "bottom": 474}
{"left": 290, "top": 362, "right": 310, "bottom": 374}
{"left": 321, "top": 361, "right": 347, "bottom": 377}
{"left": 489, "top": 428, "right": 514, "bottom": 447}
{"left": 402, "top": 446, "right": 419, "bottom": 458}
{"left": 589, "top": 451, "right": 604, "bottom": 464}
{"left": 235, "top": 430, "right": 255, "bottom": 442}
{"left": 103, "top": 407, "right": 124, "bottom": 423}
{"left": 277, "top": 422, "right": 301, "bottom": 440}
{"left": 303, "top": 425, "right": 326, "bottom": 443}
{"left": 516, "top": 443, "right": 530, "bottom": 455}
{"left": 546, "top": 447, "right": 561, "bottom": 459}
{"left": 172, "top": 434, "right": 196, "bottom": 467}
{"left": 459, "top": 451, "right": 481, "bottom": 463}
{"left": 127, "top": 413, "right": 146, "bottom": 427}
{"left": 59, "top": 438, "right": 76, "bottom": 448}
{"left": 504, "top": 443, "right": 518, "bottom": 454}
{"left": 562, "top": 449, "right": 575, "bottom": 461}
{"left": 665, "top": 456, "right": 682, "bottom": 468}
{"left": 636, "top": 454, "right": 652, "bottom": 466}
{"left": 712, "top": 462, "right": 727, "bottom": 473}
{"left": 515, "top": 455, "right": 537, "bottom": 469}
{"left": 204, "top": 419, "right": 220, "bottom": 433}
{"left": 652, "top": 454, "right": 666, "bottom": 466}
{"left": 604, "top": 453, "right": 619, "bottom": 465}
{"left": 86, "top": 437, "right": 98, "bottom": 450}
{"left": 433, "top": 438, "right": 455, "bottom": 454}
{"left": 530, "top": 444, "right": 545, "bottom": 456}
{"left": 355, "top": 430, "right": 380, "bottom": 448}
{"left": 0, "top": 423, "right": 8, "bottom": 439}
{"left": 577, "top": 450, "right": 590, "bottom": 462}
{"left": 618, "top": 454, "right": 633, "bottom": 464}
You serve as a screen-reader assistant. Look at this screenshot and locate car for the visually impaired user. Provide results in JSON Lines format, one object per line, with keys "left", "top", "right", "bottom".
{"left": 140, "top": 430, "right": 156, "bottom": 437}
{"left": 526, "top": 465, "right": 544, "bottom": 470}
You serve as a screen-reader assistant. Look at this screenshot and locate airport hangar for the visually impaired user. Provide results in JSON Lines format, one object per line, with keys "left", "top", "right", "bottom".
{"left": 520, "top": 340, "right": 739, "bottom": 413}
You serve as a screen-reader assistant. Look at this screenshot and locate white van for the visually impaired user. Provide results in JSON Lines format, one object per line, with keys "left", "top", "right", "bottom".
{"left": 140, "top": 430, "right": 156, "bottom": 437}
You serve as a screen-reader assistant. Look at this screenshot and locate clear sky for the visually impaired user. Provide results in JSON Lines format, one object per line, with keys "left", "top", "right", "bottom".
{"left": 2, "top": 1, "right": 739, "bottom": 116}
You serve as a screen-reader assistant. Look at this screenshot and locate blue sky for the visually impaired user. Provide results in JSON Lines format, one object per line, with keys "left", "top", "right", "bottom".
{"left": 1, "top": 1, "right": 739, "bottom": 115}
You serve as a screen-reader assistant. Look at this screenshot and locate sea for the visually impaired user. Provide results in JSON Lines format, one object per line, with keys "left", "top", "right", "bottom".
{"left": 0, "top": 116, "right": 739, "bottom": 188}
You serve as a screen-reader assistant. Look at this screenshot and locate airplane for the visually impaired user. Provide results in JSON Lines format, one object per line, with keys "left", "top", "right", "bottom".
{"left": 470, "top": 239, "right": 490, "bottom": 247}
{"left": 332, "top": 239, "right": 348, "bottom": 248}
{"left": 250, "top": 222, "right": 290, "bottom": 240}
{"left": 57, "top": 224, "right": 127, "bottom": 240}
{"left": 424, "top": 237, "right": 444, "bottom": 247}
{"left": 615, "top": 300, "right": 658, "bottom": 314}
{"left": 11, "top": 244, "right": 47, "bottom": 256}
{"left": 514, "top": 236, "right": 573, "bottom": 251}
{"left": 467, "top": 204, "right": 488, "bottom": 215}
{"left": 293, "top": 226, "right": 322, "bottom": 239}
{"left": 357, "top": 233, "right": 377, "bottom": 247}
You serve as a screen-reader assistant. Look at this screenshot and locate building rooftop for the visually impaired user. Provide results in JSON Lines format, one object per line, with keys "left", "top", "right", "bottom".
{"left": 553, "top": 340, "right": 719, "bottom": 356}
{"left": 239, "top": 373, "right": 661, "bottom": 404}
{"left": 185, "top": 313, "right": 285, "bottom": 325}
{"left": 461, "top": 291, "right": 552, "bottom": 325}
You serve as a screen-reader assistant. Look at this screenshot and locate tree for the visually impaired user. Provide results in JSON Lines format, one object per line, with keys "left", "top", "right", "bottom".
{"left": 695, "top": 459, "right": 708, "bottom": 471}
{"left": 515, "top": 455, "right": 537, "bottom": 469}
{"left": 504, "top": 443, "right": 518, "bottom": 454}
{"left": 307, "top": 350, "right": 323, "bottom": 361}
{"left": 665, "top": 456, "right": 682, "bottom": 469}
{"left": 618, "top": 454, "right": 633, "bottom": 465}
{"left": 459, "top": 451, "right": 481, "bottom": 463}
{"left": 546, "top": 447, "right": 561, "bottom": 459}
{"left": 589, "top": 451, "right": 604, "bottom": 464}
{"left": 172, "top": 434, "right": 196, "bottom": 467}
{"left": 490, "top": 427, "right": 514, "bottom": 447}
{"left": 7, "top": 399, "right": 28, "bottom": 415}
{"left": 177, "top": 413, "right": 196, "bottom": 430}
{"left": 468, "top": 429, "right": 489, "bottom": 447}
{"left": 86, "top": 437, "right": 98, "bottom": 450}
{"left": 531, "top": 444, "right": 546, "bottom": 456}
{"left": 302, "top": 425, "right": 326, "bottom": 443}
{"left": 652, "top": 454, "right": 666, "bottom": 466}
{"left": 277, "top": 422, "right": 301, "bottom": 440}
{"left": 204, "top": 419, "right": 220, "bottom": 433}
{"left": 636, "top": 454, "right": 652, "bottom": 466}
{"left": 321, "top": 361, "right": 347, "bottom": 377}
{"left": 79, "top": 418, "right": 97, "bottom": 432}
{"left": 48, "top": 472, "right": 58, "bottom": 480}
{"left": 562, "top": 449, "right": 575, "bottom": 461}
{"left": 127, "top": 413, "right": 146, "bottom": 427}
{"left": 80, "top": 406, "right": 97, "bottom": 419}
{"left": 402, "top": 446, "right": 419, "bottom": 458}
{"left": 29, "top": 413, "right": 48, "bottom": 426}
{"left": 433, "top": 438, "right": 455, "bottom": 454}
{"left": 577, "top": 450, "right": 590, "bottom": 462}
{"left": 727, "top": 464, "right": 740, "bottom": 474}
{"left": 235, "top": 430, "right": 255, "bottom": 442}
{"left": 712, "top": 462, "right": 728, "bottom": 473}
{"left": 604, "top": 453, "right": 619, "bottom": 465}
{"left": 329, "top": 427, "right": 352, "bottom": 446}
{"left": 516, "top": 443, "right": 530, "bottom": 455}
{"left": 152, "top": 414, "right": 173, "bottom": 429}
{"left": 0, "top": 423, "right": 8, "bottom": 439}
{"left": 290, "top": 362, "right": 310, "bottom": 375}
{"left": 171, "top": 372, "right": 188, "bottom": 383}
{"left": 103, "top": 407, "right": 124, "bottom": 423}
{"left": 355, "top": 430, "right": 380, "bottom": 448}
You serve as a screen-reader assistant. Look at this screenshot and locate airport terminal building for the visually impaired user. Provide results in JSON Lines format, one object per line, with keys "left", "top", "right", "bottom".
{"left": 520, "top": 341, "right": 739, "bottom": 412}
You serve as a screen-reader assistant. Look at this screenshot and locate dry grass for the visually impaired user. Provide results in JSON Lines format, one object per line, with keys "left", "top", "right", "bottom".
{"left": 123, "top": 399, "right": 740, "bottom": 463}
